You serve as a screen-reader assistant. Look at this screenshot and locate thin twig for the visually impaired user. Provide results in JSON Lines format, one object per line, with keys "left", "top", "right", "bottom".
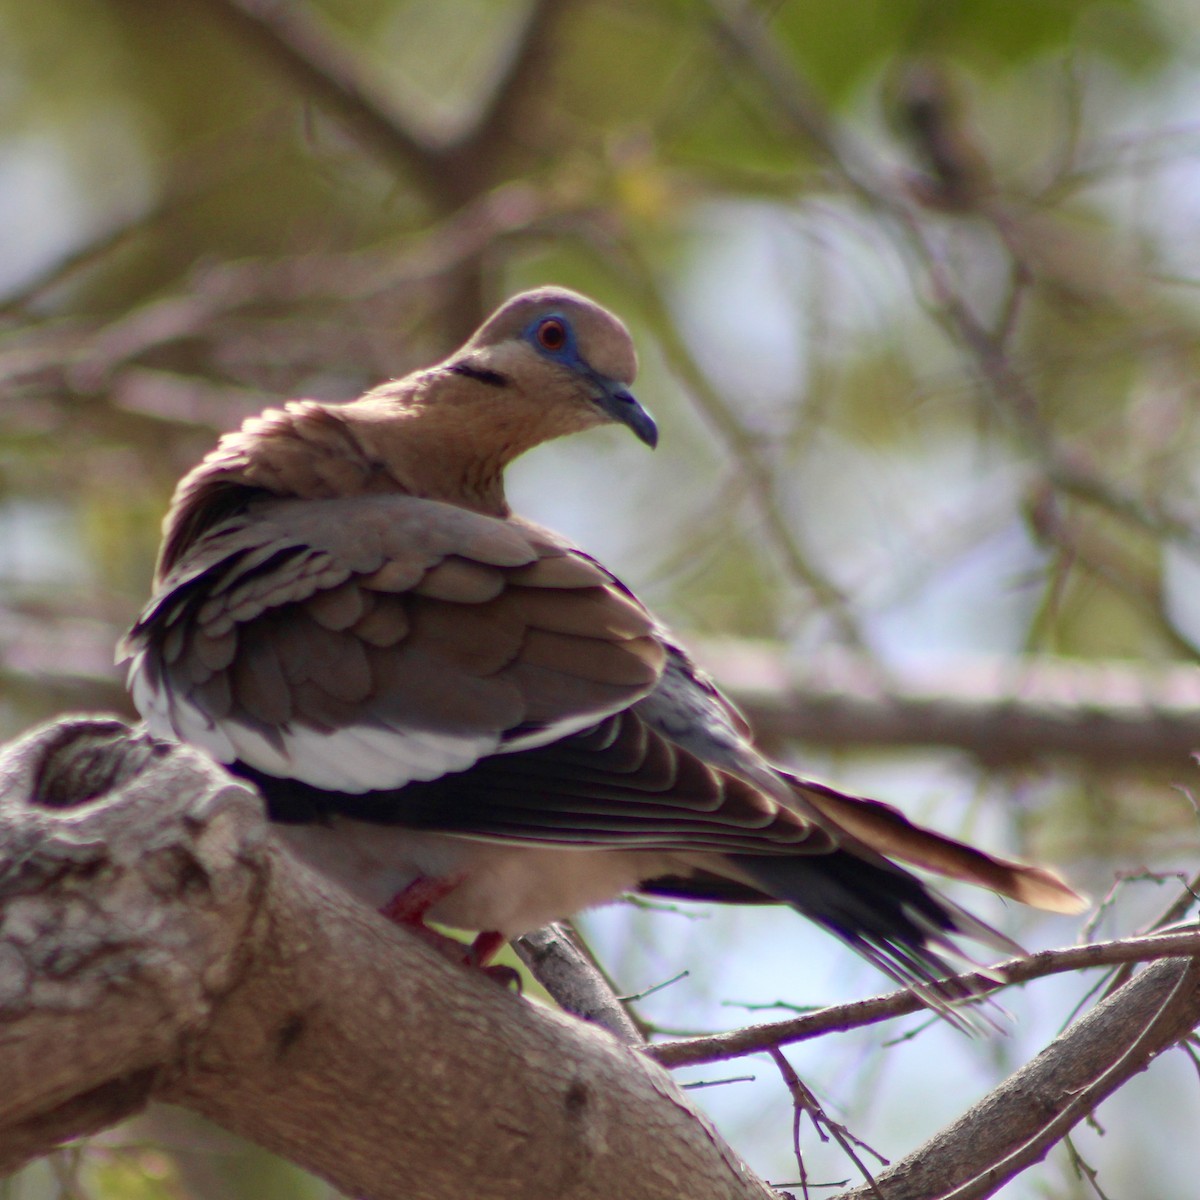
{"left": 1064, "top": 1133, "right": 1113, "bottom": 1200}
{"left": 648, "top": 927, "right": 1200, "bottom": 1069}
{"left": 769, "top": 1048, "right": 888, "bottom": 1200}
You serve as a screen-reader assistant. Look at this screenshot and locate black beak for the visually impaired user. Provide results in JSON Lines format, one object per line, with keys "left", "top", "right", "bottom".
{"left": 595, "top": 380, "right": 658, "bottom": 448}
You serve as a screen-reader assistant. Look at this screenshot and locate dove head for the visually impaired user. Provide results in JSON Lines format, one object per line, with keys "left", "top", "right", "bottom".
{"left": 450, "top": 287, "right": 658, "bottom": 449}
{"left": 176, "top": 288, "right": 659, "bottom": 531}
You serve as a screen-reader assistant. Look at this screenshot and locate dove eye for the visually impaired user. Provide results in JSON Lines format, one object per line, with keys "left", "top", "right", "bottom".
{"left": 536, "top": 318, "right": 567, "bottom": 352}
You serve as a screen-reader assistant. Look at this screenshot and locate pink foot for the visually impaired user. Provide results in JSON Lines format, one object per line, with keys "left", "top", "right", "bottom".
{"left": 379, "top": 879, "right": 517, "bottom": 989}
{"left": 469, "top": 930, "right": 521, "bottom": 992}
{"left": 380, "top": 875, "right": 463, "bottom": 925}
{"left": 467, "top": 929, "right": 507, "bottom": 967}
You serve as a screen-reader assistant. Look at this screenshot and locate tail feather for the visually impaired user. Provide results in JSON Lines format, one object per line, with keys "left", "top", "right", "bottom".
{"left": 785, "top": 773, "right": 1087, "bottom": 915}
{"left": 724, "top": 849, "right": 1017, "bottom": 1030}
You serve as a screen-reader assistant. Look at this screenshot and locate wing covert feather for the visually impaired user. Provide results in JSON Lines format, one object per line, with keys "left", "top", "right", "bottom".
{"left": 124, "top": 493, "right": 665, "bottom": 791}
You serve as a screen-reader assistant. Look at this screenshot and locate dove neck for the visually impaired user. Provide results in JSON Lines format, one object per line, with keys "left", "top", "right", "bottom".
{"left": 371, "top": 423, "right": 513, "bottom": 516}
{"left": 344, "top": 377, "right": 548, "bottom": 517}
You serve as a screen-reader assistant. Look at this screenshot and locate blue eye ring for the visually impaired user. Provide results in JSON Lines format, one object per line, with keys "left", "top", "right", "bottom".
{"left": 536, "top": 316, "right": 568, "bottom": 352}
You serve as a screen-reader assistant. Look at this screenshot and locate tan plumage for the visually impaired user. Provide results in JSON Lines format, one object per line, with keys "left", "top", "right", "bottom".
{"left": 121, "top": 286, "right": 1084, "bottom": 1014}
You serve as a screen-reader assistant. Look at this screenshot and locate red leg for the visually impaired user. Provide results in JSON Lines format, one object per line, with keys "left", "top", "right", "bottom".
{"left": 467, "top": 930, "right": 507, "bottom": 967}
{"left": 379, "top": 875, "right": 473, "bottom": 962}
{"left": 469, "top": 930, "right": 522, "bottom": 992}
{"left": 378, "top": 879, "right": 518, "bottom": 989}
{"left": 380, "top": 875, "right": 463, "bottom": 925}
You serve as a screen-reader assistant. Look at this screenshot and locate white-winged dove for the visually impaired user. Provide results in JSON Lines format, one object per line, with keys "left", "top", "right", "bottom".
{"left": 120, "top": 286, "right": 1083, "bottom": 1010}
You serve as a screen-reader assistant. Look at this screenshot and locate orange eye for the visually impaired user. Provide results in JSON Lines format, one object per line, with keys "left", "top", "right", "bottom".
{"left": 537, "top": 318, "right": 567, "bottom": 351}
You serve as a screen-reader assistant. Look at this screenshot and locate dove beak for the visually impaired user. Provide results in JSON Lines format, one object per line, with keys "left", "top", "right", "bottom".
{"left": 593, "top": 378, "right": 658, "bottom": 448}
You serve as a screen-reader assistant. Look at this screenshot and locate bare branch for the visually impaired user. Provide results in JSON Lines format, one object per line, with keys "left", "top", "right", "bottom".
{"left": 830, "top": 956, "right": 1200, "bottom": 1200}
{"left": 514, "top": 922, "right": 646, "bottom": 1047}
{"left": 180, "top": 0, "right": 451, "bottom": 202}
{"left": 0, "top": 109, "right": 293, "bottom": 318}
{"left": 705, "top": 0, "right": 862, "bottom": 178}
{"left": 649, "top": 929, "right": 1200, "bottom": 1069}
{"left": 1, "top": 186, "right": 551, "bottom": 426}
{"left": 696, "top": 641, "right": 1200, "bottom": 771}
{"left": 181, "top": 0, "right": 576, "bottom": 219}
{"left": 448, "top": 0, "right": 579, "bottom": 188}
{"left": 0, "top": 717, "right": 776, "bottom": 1200}
{"left": 769, "top": 1048, "right": 888, "bottom": 1200}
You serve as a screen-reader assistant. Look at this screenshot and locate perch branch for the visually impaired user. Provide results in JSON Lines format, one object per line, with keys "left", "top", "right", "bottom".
{"left": 0, "top": 717, "right": 774, "bottom": 1200}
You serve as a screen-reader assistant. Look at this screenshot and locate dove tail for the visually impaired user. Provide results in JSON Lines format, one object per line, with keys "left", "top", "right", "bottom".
{"left": 724, "top": 850, "right": 1016, "bottom": 1028}
{"left": 784, "top": 774, "right": 1086, "bottom": 915}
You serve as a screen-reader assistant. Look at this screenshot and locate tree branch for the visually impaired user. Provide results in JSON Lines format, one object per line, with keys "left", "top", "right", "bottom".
{"left": 692, "top": 641, "right": 1200, "bottom": 771}
{"left": 181, "top": 0, "right": 451, "bottom": 203}
{"left": 515, "top": 922, "right": 646, "bottom": 1047}
{"left": 184, "top": 0, "right": 576, "bottom": 217}
{"left": 649, "top": 928, "right": 1200, "bottom": 1069}
{"left": 0, "top": 717, "right": 776, "bottom": 1200}
{"left": 446, "top": 0, "right": 578, "bottom": 192}
{"left": 830, "top": 956, "right": 1200, "bottom": 1200}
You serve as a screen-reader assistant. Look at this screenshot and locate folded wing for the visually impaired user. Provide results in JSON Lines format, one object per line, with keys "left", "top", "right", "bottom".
{"left": 122, "top": 494, "right": 665, "bottom": 792}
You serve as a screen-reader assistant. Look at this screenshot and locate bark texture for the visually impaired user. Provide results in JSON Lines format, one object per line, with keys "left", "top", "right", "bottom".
{"left": 832, "top": 955, "right": 1200, "bottom": 1200}
{"left": 0, "top": 716, "right": 775, "bottom": 1200}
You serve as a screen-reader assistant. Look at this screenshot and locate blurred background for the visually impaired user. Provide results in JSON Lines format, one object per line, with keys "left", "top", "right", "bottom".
{"left": 4, "top": 0, "right": 1200, "bottom": 1195}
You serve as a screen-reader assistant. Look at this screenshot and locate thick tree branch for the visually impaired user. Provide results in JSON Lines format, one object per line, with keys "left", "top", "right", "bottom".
{"left": 0, "top": 717, "right": 775, "bottom": 1200}
{"left": 831, "top": 956, "right": 1200, "bottom": 1200}
{"left": 698, "top": 640, "right": 1200, "bottom": 771}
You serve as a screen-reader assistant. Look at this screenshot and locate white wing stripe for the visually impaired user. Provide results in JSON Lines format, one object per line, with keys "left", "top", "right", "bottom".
{"left": 130, "top": 656, "right": 500, "bottom": 791}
